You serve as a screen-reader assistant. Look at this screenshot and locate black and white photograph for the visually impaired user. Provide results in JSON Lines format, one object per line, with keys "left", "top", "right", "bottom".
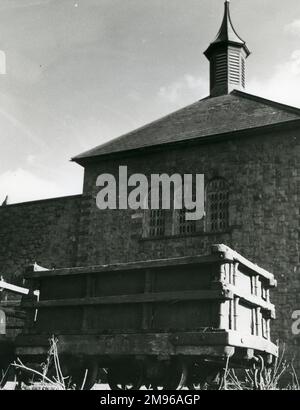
{"left": 0, "top": 0, "right": 300, "bottom": 396}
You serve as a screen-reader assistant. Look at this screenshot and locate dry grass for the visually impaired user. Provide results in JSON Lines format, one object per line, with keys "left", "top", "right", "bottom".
{"left": 221, "top": 350, "right": 300, "bottom": 390}
{"left": 10, "top": 337, "right": 70, "bottom": 390}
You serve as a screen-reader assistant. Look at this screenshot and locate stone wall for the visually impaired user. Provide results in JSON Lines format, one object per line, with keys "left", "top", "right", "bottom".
{"left": 0, "top": 195, "right": 82, "bottom": 284}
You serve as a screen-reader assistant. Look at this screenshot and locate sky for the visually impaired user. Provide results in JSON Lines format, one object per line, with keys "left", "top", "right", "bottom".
{"left": 0, "top": 0, "right": 300, "bottom": 204}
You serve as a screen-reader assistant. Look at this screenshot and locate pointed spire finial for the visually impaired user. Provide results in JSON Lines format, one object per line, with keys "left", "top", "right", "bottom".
{"left": 208, "top": 0, "right": 248, "bottom": 50}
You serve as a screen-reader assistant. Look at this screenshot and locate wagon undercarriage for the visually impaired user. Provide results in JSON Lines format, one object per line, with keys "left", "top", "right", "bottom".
{"left": 14, "top": 330, "right": 276, "bottom": 388}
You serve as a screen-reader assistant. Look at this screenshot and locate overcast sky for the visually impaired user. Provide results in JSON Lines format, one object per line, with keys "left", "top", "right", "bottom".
{"left": 0, "top": 0, "right": 300, "bottom": 204}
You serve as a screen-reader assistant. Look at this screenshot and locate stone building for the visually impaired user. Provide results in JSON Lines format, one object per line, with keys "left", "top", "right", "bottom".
{"left": 1, "top": 2, "right": 300, "bottom": 373}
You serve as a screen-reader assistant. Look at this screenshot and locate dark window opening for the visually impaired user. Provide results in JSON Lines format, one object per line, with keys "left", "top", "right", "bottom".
{"left": 149, "top": 209, "right": 165, "bottom": 238}
{"left": 206, "top": 178, "right": 229, "bottom": 233}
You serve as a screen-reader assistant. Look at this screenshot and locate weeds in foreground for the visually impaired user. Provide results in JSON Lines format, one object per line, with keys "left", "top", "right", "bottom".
{"left": 12, "top": 337, "right": 69, "bottom": 390}
{"left": 221, "top": 348, "right": 300, "bottom": 390}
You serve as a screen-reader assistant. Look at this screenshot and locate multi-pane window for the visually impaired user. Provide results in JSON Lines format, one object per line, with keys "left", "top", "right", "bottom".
{"left": 178, "top": 181, "right": 197, "bottom": 235}
{"left": 149, "top": 209, "right": 165, "bottom": 237}
{"left": 206, "top": 178, "right": 229, "bottom": 233}
{"left": 143, "top": 177, "right": 229, "bottom": 238}
{"left": 178, "top": 209, "right": 197, "bottom": 235}
{"left": 144, "top": 186, "right": 166, "bottom": 238}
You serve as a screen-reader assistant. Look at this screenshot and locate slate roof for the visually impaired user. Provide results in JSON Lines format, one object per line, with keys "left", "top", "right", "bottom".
{"left": 73, "top": 90, "right": 300, "bottom": 163}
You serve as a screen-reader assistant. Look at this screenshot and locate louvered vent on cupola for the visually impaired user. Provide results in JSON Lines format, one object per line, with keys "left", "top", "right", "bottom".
{"left": 214, "top": 53, "right": 227, "bottom": 86}
{"left": 210, "top": 48, "right": 246, "bottom": 96}
{"left": 228, "top": 48, "right": 241, "bottom": 85}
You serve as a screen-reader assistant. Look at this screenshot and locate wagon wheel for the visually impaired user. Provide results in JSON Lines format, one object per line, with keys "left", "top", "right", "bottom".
{"left": 205, "top": 369, "right": 225, "bottom": 390}
{"left": 187, "top": 362, "right": 223, "bottom": 390}
{"left": 165, "top": 359, "right": 187, "bottom": 390}
{"left": 145, "top": 358, "right": 187, "bottom": 390}
{"left": 61, "top": 357, "right": 99, "bottom": 390}
{"left": 107, "top": 361, "right": 143, "bottom": 390}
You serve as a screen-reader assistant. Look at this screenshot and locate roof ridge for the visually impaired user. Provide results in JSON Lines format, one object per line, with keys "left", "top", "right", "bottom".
{"left": 231, "top": 90, "right": 300, "bottom": 116}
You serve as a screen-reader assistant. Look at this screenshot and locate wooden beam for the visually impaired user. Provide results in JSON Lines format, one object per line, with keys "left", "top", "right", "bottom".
{"left": 0, "top": 280, "right": 39, "bottom": 298}
{"left": 23, "top": 245, "right": 277, "bottom": 293}
{"left": 15, "top": 330, "right": 278, "bottom": 358}
{"left": 0, "top": 280, "right": 30, "bottom": 296}
{"left": 23, "top": 254, "right": 219, "bottom": 279}
{"left": 22, "top": 289, "right": 233, "bottom": 309}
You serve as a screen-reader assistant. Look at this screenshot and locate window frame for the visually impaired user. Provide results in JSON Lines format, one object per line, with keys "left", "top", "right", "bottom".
{"left": 205, "top": 177, "right": 229, "bottom": 233}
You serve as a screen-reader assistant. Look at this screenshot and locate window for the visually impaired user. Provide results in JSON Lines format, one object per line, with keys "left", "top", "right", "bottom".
{"left": 142, "top": 177, "right": 229, "bottom": 238}
{"left": 149, "top": 209, "right": 165, "bottom": 237}
{"left": 143, "top": 187, "right": 166, "bottom": 238}
{"left": 178, "top": 180, "right": 197, "bottom": 235}
{"left": 206, "top": 178, "right": 229, "bottom": 233}
{"left": 178, "top": 208, "right": 197, "bottom": 235}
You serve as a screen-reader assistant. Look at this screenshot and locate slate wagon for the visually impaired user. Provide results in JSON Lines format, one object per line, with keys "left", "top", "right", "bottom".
{"left": 1, "top": 245, "right": 278, "bottom": 389}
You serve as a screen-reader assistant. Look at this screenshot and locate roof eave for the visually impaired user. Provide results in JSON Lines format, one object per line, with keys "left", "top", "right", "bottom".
{"left": 72, "top": 118, "right": 300, "bottom": 166}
